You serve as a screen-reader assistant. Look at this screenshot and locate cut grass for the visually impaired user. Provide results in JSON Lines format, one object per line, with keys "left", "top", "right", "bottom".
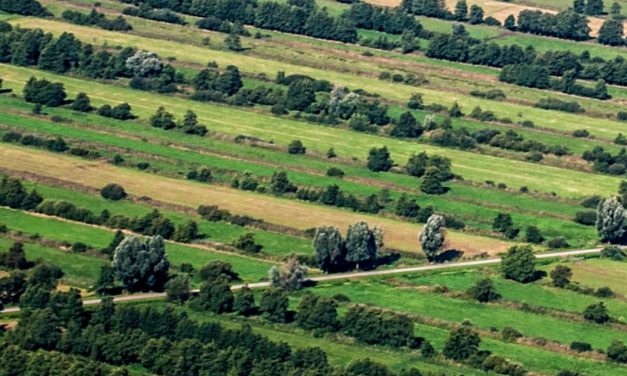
{"left": 0, "top": 64, "right": 623, "bottom": 199}
{"left": 0, "top": 236, "right": 105, "bottom": 288}
{"left": 0, "top": 143, "right": 510, "bottom": 255}
{"left": 0, "top": 97, "right": 601, "bottom": 248}
{"left": 311, "top": 279, "right": 627, "bottom": 349}
{"left": 7, "top": 17, "right": 627, "bottom": 139}
{"left": 568, "top": 258, "right": 627, "bottom": 296}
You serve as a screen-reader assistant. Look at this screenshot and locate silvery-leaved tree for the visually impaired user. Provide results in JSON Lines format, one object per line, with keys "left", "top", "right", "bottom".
{"left": 419, "top": 214, "right": 446, "bottom": 261}
{"left": 313, "top": 226, "right": 346, "bottom": 273}
{"left": 112, "top": 235, "right": 169, "bottom": 292}
{"left": 125, "top": 50, "right": 163, "bottom": 78}
{"left": 596, "top": 196, "right": 626, "bottom": 243}
{"left": 269, "top": 257, "right": 307, "bottom": 291}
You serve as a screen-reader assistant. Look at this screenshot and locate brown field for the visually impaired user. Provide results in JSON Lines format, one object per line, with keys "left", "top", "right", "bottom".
{"left": 365, "top": 0, "right": 625, "bottom": 36}
{"left": 0, "top": 144, "right": 511, "bottom": 256}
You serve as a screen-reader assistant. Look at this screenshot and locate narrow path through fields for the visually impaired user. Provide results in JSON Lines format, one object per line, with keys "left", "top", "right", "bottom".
{"left": 0, "top": 247, "right": 604, "bottom": 314}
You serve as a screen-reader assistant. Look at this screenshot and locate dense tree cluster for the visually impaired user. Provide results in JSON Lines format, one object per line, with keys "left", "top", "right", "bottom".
{"left": 150, "top": 107, "right": 208, "bottom": 136}
{"left": 124, "top": 0, "right": 358, "bottom": 43}
{"left": 343, "top": 305, "right": 419, "bottom": 347}
{"left": 583, "top": 147, "right": 627, "bottom": 176}
{"left": 313, "top": 222, "right": 383, "bottom": 272}
{"left": 2, "top": 131, "right": 77, "bottom": 156}
{"left": 345, "top": 3, "right": 424, "bottom": 36}
{"left": 516, "top": 9, "right": 591, "bottom": 41}
{"left": 424, "top": 24, "right": 627, "bottom": 88}
{"left": 62, "top": 9, "right": 133, "bottom": 31}
{"left": 0, "top": 176, "right": 42, "bottom": 211}
{"left": 123, "top": 4, "right": 186, "bottom": 24}
{"left": 0, "top": 0, "right": 50, "bottom": 16}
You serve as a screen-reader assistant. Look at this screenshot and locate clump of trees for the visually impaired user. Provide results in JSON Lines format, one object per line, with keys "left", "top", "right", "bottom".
{"left": 62, "top": 8, "right": 132, "bottom": 31}
{"left": 150, "top": 107, "right": 208, "bottom": 136}
{"left": 583, "top": 147, "right": 627, "bottom": 176}
{"left": 269, "top": 257, "right": 307, "bottom": 291}
{"left": 0, "top": 0, "right": 50, "bottom": 16}
{"left": 23, "top": 77, "right": 66, "bottom": 107}
{"left": 313, "top": 221, "right": 383, "bottom": 272}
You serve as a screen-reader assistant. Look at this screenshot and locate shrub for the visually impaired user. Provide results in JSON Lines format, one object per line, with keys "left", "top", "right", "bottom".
{"left": 570, "top": 341, "right": 592, "bottom": 352}
{"left": 600, "top": 245, "right": 625, "bottom": 260}
{"left": 583, "top": 302, "right": 610, "bottom": 323}
{"left": 232, "top": 233, "right": 262, "bottom": 253}
{"left": 572, "top": 129, "right": 589, "bottom": 138}
{"left": 100, "top": 183, "right": 127, "bottom": 201}
{"left": 594, "top": 286, "right": 614, "bottom": 298}
{"left": 547, "top": 237, "right": 568, "bottom": 249}
{"left": 326, "top": 167, "right": 345, "bottom": 178}
{"left": 467, "top": 278, "right": 500, "bottom": 302}
{"left": 501, "top": 327, "right": 522, "bottom": 342}
{"left": 288, "top": 139, "right": 306, "bottom": 154}
{"left": 574, "top": 211, "right": 596, "bottom": 226}
{"left": 534, "top": 98, "right": 584, "bottom": 113}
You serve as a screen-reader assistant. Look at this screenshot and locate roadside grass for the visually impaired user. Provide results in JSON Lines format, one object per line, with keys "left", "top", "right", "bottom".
{"left": 1, "top": 64, "right": 623, "bottom": 199}
{"left": 394, "top": 267, "right": 627, "bottom": 320}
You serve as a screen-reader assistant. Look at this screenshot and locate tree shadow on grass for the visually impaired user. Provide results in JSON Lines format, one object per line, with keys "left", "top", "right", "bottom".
{"left": 434, "top": 249, "right": 464, "bottom": 263}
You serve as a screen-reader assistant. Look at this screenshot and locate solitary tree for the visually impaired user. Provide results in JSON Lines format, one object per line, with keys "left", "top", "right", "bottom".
{"left": 501, "top": 245, "right": 537, "bottom": 283}
{"left": 111, "top": 235, "right": 170, "bottom": 291}
{"left": 468, "top": 5, "right": 484, "bottom": 24}
{"left": 596, "top": 196, "right": 625, "bottom": 243}
{"left": 70, "top": 93, "right": 92, "bottom": 112}
{"left": 165, "top": 273, "right": 191, "bottom": 303}
{"left": 420, "top": 166, "right": 447, "bottom": 194}
{"left": 419, "top": 214, "right": 446, "bottom": 261}
{"left": 598, "top": 17, "right": 624, "bottom": 46}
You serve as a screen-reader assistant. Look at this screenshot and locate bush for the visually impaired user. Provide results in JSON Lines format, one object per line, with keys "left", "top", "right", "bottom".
{"left": 570, "top": 341, "right": 592, "bottom": 352}
{"left": 572, "top": 129, "right": 589, "bottom": 138}
{"left": 23, "top": 77, "right": 66, "bottom": 107}
{"left": 594, "top": 286, "right": 614, "bottom": 298}
{"left": 601, "top": 245, "right": 625, "bottom": 260}
{"left": 100, "top": 183, "right": 127, "bottom": 201}
{"left": 467, "top": 278, "right": 500, "bottom": 302}
{"left": 547, "top": 237, "right": 568, "bottom": 249}
{"left": 288, "top": 139, "right": 306, "bottom": 154}
{"left": 326, "top": 167, "right": 345, "bottom": 178}
{"left": 583, "top": 302, "right": 610, "bottom": 323}
{"left": 501, "top": 327, "right": 522, "bottom": 342}
{"left": 574, "top": 211, "right": 596, "bottom": 226}
{"left": 232, "top": 233, "right": 262, "bottom": 253}
{"left": 534, "top": 98, "right": 584, "bottom": 113}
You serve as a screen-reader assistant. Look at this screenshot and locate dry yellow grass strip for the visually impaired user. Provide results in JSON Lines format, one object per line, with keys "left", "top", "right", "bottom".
{"left": 0, "top": 144, "right": 510, "bottom": 256}
{"left": 365, "top": 0, "right": 625, "bottom": 36}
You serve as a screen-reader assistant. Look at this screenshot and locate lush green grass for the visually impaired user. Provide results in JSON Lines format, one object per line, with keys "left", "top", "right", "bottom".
{"left": 0, "top": 208, "right": 272, "bottom": 281}
{"left": 395, "top": 267, "right": 627, "bottom": 320}
{"left": 311, "top": 278, "right": 627, "bottom": 349}
{"left": 0, "top": 237, "right": 105, "bottom": 288}
{"left": 0, "top": 97, "right": 601, "bottom": 248}
{"left": 568, "top": 258, "right": 627, "bottom": 296}
{"left": 8, "top": 17, "right": 627, "bottom": 140}
{"left": 17, "top": 176, "right": 313, "bottom": 258}
{"left": 1, "top": 64, "right": 623, "bottom": 200}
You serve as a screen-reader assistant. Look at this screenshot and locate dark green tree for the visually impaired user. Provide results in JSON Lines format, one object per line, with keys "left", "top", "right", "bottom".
{"left": 467, "top": 278, "right": 501, "bottom": 302}
{"left": 150, "top": 106, "right": 177, "bottom": 129}
{"left": 270, "top": 171, "right": 297, "bottom": 195}
{"left": 313, "top": 226, "right": 347, "bottom": 272}
{"left": 420, "top": 166, "right": 447, "bottom": 195}
{"left": 454, "top": 0, "right": 468, "bottom": 21}
{"left": 525, "top": 226, "right": 544, "bottom": 244}
{"left": 70, "top": 92, "right": 92, "bottom": 112}
{"left": 296, "top": 293, "right": 339, "bottom": 332}
{"left": 1, "top": 242, "right": 28, "bottom": 269}
{"left": 111, "top": 235, "right": 170, "bottom": 291}
{"left": 390, "top": 111, "right": 421, "bottom": 138}
{"left": 501, "top": 245, "right": 537, "bottom": 283}
{"left": 260, "top": 288, "right": 288, "bottom": 322}
{"left": 233, "top": 285, "right": 255, "bottom": 316}
{"left": 286, "top": 79, "right": 316, "bottom": 111}
{"left": 468, "top": 5, "right": 484, "bottom": 24}
{"left": 367, "top": 146, "right": 393, "bottom": 172}
{"left": 585, "top": 0, "right": 604, "bottom": 15}
{"left": 193, "top": 276, "right": 233, "bottom": 313}
{"left": 598, "top": 17, "right": 624, "bottom": 46}
{"left": 23, "top": 77, "right": 66, "bottom": 107}
{"left": 550, "top": 265, "right": 572, "bottom": 288}
{"left": 583, "top": 302, "right": 610, "bottom": 323}
{"left": 166, "top": 273, "right": 191, "bottom": 303}
{"left": 442, "top": 324, "right": 481, "bottom": 361}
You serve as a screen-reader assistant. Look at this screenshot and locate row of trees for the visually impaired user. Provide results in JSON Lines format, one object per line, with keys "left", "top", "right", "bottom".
{"left": 62, "top": 8, "right": 133, "bottom": 32}
{"left": 313, "top": 222, "right": 383, "bottom": 272}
